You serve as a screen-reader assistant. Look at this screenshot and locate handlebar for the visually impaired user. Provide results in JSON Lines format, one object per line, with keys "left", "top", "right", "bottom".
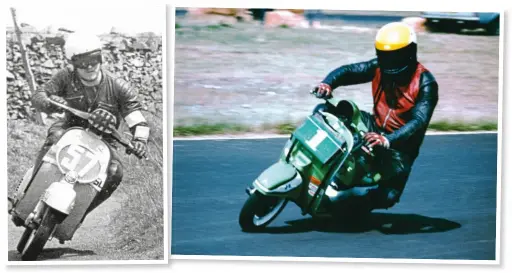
{"left": 309, "top": 89, "right": 333, "bottom": 100}
{"left": 48, "top": 100, "right": 148, "bottom": 160}
{"left": 309, "top": 90, "right": 376, "bottom": 157}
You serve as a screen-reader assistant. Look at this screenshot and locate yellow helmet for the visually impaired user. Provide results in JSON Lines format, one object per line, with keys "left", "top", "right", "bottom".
{"left": 375, "top": 22, "right": 417, "bottom": 75}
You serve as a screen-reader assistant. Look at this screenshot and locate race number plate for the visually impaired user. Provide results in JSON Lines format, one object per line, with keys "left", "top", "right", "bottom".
{"left": 294, "top": 117, "right": 343, "bottom": 164}
{"left": 57, "top": 144, "right": 103, "bottom": 186}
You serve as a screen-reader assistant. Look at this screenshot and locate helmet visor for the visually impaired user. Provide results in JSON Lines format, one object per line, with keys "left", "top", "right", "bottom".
{"left": 71, "top": 50, "right": 102, "bottom": 69}
{"left": 376, "top": 49, "right": 411, "bottom": 75}
{"left": 376, "top": 43, "right": 416, "bottom": 75}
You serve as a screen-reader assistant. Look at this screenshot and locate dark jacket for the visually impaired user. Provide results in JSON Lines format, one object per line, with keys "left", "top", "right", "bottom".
{"left": 32, "top": 66, "right": 143, "bottom": 130}
{"left": 321, "top": 58, "right": 439, "bottom": 160}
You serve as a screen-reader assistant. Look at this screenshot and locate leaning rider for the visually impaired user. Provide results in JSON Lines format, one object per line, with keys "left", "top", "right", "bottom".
{"left": 312, "top": 22, "right": 439, "bottom": 211}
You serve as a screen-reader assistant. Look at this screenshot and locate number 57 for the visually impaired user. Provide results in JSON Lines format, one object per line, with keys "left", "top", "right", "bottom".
{"left": 60, "top": 145, "right": 99, "bottom": 177}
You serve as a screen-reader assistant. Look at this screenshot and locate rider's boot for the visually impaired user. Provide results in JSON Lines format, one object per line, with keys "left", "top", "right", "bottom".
{"left": 368, "top": 187, "right": 401, "bottom": 209}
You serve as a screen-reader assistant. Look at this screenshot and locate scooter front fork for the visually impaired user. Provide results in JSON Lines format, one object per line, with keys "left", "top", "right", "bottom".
{"left": 24, "top": 200, "right": 45, "bottom": 230}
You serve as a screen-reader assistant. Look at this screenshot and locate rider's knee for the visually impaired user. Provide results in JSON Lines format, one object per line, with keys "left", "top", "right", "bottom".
{"left": 46, "top": 128, "right": 66, "bottom": 145}
{"left": 384, "top": 189, "right": 401, "bottom": 206}
{"left": 371, "top": 187, "right": 401, "bottom": 209}
{"left": 393, "top": 160, "right": 412, "bottom": 179}
{"left": 107, "top": 160, "right": 123, "bottom": 182}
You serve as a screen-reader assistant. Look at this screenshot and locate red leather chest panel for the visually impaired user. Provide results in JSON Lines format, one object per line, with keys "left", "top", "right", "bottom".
{"left": 372, "top": 64, "right": 427, "bottom": 133}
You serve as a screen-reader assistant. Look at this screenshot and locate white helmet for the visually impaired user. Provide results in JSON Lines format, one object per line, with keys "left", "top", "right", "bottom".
{"left": 64, "top": 32, "right": 103, "bottom": 60}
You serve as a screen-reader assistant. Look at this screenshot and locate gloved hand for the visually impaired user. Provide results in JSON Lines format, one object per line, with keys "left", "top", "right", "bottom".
{"left": 88, "top": 108, "right": 117, "bottom": 134}
{"left": 127, "top": 140, "right": 147, "bottom": 159}
{"left": 48, "top": 95, "right": 68, "bottom": 107}
{"left": 32, "top": 93, "right": 68, "bottom": 112}
{"left": 364, "top": 132, "right": 390, "bottom": 149}
{"left": 311, "top": 83, "right": 332, "bottom": 99}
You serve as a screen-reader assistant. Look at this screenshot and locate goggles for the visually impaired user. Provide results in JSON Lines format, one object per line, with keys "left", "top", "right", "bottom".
{"left": 71, "top": 50, "right": 102, "bottom": 69}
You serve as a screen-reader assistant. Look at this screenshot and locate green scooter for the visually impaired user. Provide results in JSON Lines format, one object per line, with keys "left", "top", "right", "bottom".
{"left": 239, "top": 93, "right": 383, "bottom": 232}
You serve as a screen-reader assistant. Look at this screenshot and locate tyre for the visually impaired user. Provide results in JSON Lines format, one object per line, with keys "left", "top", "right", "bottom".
{"left": 16, "top": 228, "right": 33, "bottom": 254}
{"left": 20, "top": 206, "right": 64, "bottom": 261}
{"left": 239, "top": 192, "right": 287, "bottom": 232}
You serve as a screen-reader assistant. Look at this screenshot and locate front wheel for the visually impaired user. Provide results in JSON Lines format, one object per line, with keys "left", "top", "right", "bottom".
{"left": 19, "top": 205, "right": 65, "bottom": 261}
{"left": 239, "top": 192, "right": 288, "bottom": 232}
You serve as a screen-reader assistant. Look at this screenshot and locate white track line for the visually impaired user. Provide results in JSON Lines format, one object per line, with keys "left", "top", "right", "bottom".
{"left": 173, "top": 131, "right": 497, "bottom": 141}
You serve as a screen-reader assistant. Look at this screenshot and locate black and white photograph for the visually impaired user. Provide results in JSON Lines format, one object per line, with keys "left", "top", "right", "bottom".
{"left": 171, "top": 7, "right": 502, "bottom": 263}
{"left": 4, "top": 4, "right": 167, "bottom": 263}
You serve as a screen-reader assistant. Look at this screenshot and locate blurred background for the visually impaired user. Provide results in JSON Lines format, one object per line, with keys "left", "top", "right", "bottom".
{"left": 173, "top": 8, "right": 501, "bottom": 135}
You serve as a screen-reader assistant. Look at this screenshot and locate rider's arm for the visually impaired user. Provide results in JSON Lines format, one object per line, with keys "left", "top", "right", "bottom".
{"left": 383, "top": 72, "right": 439, "bottom": 146}
{"left": 116, "top": 79, "right": 151, "bottom": 143}
{"left": 31, "top": 68, "right": 69, "bottom": 112}
{"left": 321, "top": 58, "right": 378, "bottom": 89}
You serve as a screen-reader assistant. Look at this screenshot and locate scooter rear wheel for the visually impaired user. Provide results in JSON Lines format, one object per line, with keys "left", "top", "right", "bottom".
{"left": 239, "top": 191, "right": 287, "bottom": 232}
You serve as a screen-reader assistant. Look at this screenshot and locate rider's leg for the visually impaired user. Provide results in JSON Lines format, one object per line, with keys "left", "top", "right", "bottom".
{"left": 33, "top": 120, "right": 69, "bottom": 169}
{"left": 358, "top": 110, "right": 415, "bottom": 208}
{"left": 83, "top": 149, "right": 124, "bottom": 218}
{"left": 370, "top": 148, "right": 413, "bottom": 209}
{"left": 347, "top": 110, "right": 415, "bottom": 209}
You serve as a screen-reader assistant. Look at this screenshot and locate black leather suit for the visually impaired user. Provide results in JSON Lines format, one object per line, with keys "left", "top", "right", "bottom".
{"left": 319, "top": 58, "right": 439, "bottom": 209}
{"left": 31, "top": 66, "right": 146, "bottom": 216}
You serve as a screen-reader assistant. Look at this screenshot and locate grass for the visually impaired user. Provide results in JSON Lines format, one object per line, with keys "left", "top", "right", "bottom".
{"left": 174, "top": 123, "right": 250, "bottom": 136}
{"left": 111, "top": 109, "right": 164, "bottom": 257}
{"left": 7, "top": 113, "right": 164, "bottom": 259}
{"left": 6, "top": 120, "right": 46, "bottom": 195}
{"left": 204, "top": 23, "right": 234, "bottom": 30}
{"left": 173, "top": 120, "right": 498, "bottom": 136}
{"left": 428, "top": 120, "right": 498, "bottom": 131}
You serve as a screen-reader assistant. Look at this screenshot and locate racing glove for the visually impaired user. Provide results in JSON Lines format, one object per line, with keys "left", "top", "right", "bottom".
{"left": 127, "top": 140, "right": 148, "bottom": 159}
{"left": 88, "top": 108, "right": 117, "bottom": 134}
{"left": 364, "top": 132, "right": 390, "bottom": 149}
{"left": 32, "top": 93, "right": 68, "bottom": 113}
{"left": 311, "top": 83, "right": 332, "bottom": 99}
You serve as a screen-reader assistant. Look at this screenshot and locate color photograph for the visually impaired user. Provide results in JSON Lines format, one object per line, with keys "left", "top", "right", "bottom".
{"left": 171, "top": 8, "right": 502, "bottom": 262}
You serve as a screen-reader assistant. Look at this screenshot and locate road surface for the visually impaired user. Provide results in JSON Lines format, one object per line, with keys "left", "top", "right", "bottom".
{"left": 171, "top": 133, "right": 498, "bottom": 260}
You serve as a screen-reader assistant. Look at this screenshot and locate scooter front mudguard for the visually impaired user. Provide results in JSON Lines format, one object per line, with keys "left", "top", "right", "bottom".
{"left": 252, "top": 161, "right": 303, "bottom": 200}
{"left": 42, "top": 182, "right": 77, "bottom": 215}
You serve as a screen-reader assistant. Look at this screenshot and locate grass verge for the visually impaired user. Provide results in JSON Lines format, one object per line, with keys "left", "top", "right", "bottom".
{"left": 173, "top": 120, "right": 498, "bottom": 136}
{"left": 428, "top": 120, "right": 497, "bottom": 131}
{"left": 111, "top": 109, "right": 164, "bottom": 258}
